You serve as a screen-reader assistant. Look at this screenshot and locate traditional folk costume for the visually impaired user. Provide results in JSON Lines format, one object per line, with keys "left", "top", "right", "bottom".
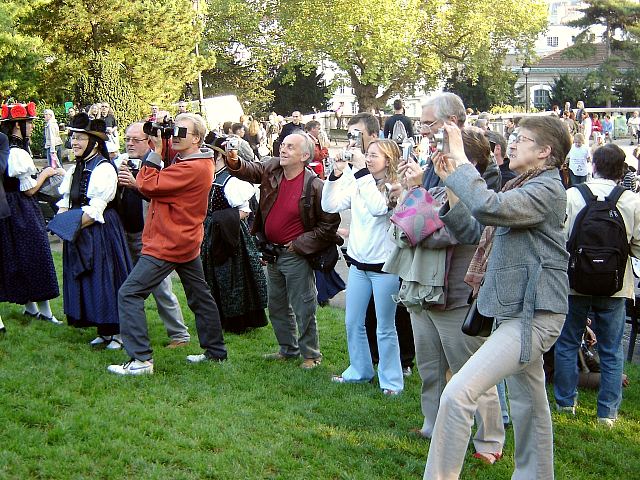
{"left": 0, "top": 102, "right": 60, "bottom": 326}
{"left": 49, "top": 113, "right": 132, "bottom": 347}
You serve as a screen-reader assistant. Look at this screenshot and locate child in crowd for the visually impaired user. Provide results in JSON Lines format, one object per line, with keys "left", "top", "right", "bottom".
{"left": 567, "top": 133, "right": 590, "bottom": 185}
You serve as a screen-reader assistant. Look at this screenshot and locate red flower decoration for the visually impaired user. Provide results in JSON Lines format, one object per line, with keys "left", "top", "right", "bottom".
{"left": 26, "top": 102, "right": 37, "bottom": 117}
{"left": 1, "top": 104, "right": 8, "bottom": 120}
{"left": 10, "top": 104, "right": 27, "bottom": 119}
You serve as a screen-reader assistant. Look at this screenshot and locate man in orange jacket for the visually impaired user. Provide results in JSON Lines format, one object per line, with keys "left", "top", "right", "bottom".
{"left": 108, "top": 113, "right": 227, "bottom": 375}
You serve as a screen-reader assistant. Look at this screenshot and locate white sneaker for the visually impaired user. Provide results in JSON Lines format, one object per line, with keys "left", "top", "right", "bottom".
{"left": 402, "top": 367, "right": 412, "bottom": 377}
{"left": 556, "top": 404, "right": 576, "bottom": 415}
{"left": 106, "top": 334, "right": 123, "bottom": 350}
{"left": 186, "top": 354, "right": 208, "bottom": 363}
{"left": 107, "top": 359, "right": 153, "bottom": 375}
{"left": 597, "top": 417, "right": 616, "bottom": 427}
{"left": 90, "top": 336, "right": 111, "bottom": 346}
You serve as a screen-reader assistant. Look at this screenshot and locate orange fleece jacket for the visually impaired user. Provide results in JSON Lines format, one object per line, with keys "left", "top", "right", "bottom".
{"left": 137, "top": 150, "right": 214, "bottom": 263}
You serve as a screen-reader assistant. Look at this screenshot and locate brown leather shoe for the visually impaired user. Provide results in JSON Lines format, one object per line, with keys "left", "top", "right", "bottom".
{"left": 300, "top": 357, "right": 322, "bottom": 369}
{"left": 166, "top": 340, "right": 190, "bottom": 349}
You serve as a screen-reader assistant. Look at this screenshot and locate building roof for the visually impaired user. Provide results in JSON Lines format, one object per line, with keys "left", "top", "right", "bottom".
{"left": 533, "top": 42, "right": 632, "bottom": 70}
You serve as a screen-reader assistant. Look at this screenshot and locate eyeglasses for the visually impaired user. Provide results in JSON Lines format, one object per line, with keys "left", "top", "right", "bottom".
{"left": 420, "top": 119, "right": 439, "bottom": 132}
{"left": 515, "top": 134, "right": 536, "bottom": 144}
{"left": 364, "top": 152, "right": 381, "bottom": 159}
{"left": 70, "top": 135, "right": 89, "bottom": 142}
{"left": 124, "top": 137, "right": 148, "bottom": 143}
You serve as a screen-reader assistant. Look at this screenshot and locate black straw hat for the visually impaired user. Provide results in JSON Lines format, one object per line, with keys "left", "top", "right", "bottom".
{"left": 68, "top": 112, "right": 108, "bottom": 141}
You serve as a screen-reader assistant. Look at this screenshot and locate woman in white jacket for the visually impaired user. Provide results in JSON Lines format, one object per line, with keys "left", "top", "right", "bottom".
{"left": 322, "top": 139, "right": 403, "bottom": 395}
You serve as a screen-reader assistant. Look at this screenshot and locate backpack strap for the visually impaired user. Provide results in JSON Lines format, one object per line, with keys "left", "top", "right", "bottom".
{"left": 574, "top": 183, "right": 597, "bottom": 204}
{"left": 605, "top": 185, "right": 625, "bottom": 205}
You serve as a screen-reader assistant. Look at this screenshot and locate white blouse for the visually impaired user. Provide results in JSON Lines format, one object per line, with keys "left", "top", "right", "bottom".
{"left": 222, "top": 175, "right": 255, "bottom": 213}
{"left": 56, "top": 161, "right": 118, "bottom": 224}
{"left": 7, "top": 148, "right": 38, "bottom": 192}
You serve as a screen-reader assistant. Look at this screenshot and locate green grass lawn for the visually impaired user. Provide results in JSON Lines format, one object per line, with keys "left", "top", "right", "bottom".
{"left": 0, "top": 253, "right": 639, "bottom": 479}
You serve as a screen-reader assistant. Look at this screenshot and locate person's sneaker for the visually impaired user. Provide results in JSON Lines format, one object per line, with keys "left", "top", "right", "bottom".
{"left": 300, "top": 357, "right": 322, "bottom": 369}
{"left": 166, "top": 340, "right": 190, "bottom": 349}
{"left": 402, "top": 366, "right": 412, "bottom": 377}
{"left": 597, "top": 417, "right": 616, "bottom": 427}
{"left": 90, "top": 336, "right": 111, "bottom": 346}
{"left": 382, "top": 388, "right": 401, "bottom": 396}
{"left": 107, "top": 359, "right": 153, "bottom": 375}
{"left": 556, "top": 404, "right": 576, "bottom": 415}
{"left": 38, "top": 313, "right": 63, "bottom": 325}
{"left": 186, "top": 354, "right": 226, "bottom": 363}
{"left": 105, "top": 335, "right": 123, "bottom": 350}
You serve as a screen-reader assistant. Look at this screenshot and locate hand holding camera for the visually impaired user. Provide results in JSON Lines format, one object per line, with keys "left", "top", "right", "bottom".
{"left": 117, "top": 162, "right": 137, "bottom": 188}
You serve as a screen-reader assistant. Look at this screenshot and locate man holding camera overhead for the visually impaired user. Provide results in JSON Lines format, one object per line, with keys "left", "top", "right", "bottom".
{"left": 108, "top": 113, "right": 227, "bottom": 375}
{"left": 225, "top": 132, "right": 341, "bottom": 369}
{"left": 114, "top": 121, "right": 191, "bottom": 349}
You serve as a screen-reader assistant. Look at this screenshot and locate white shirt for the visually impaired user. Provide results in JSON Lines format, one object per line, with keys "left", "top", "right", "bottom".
{"left": 321, "top": 166, "right": 393, "bottom": 264}
{"left": 568, "top": 145, "right": 590, "bottom": 176}
{"left": 56, "top": 161, "right": 118, "bottom": 224}
{"left": 8, "top": 148, "right": 38, "bottom": 191}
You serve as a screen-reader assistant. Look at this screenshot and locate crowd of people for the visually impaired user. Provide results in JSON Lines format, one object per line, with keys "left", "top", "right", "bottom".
{"left": 1, "top": 92, "right": 638, "bottom": 479}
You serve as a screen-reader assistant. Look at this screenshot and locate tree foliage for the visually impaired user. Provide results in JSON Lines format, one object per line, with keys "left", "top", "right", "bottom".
{"left": 201, "top": 0, "right": 283, "bottom": 113}
{"left": 444, "top": 70, "right": 518, "bottom": 112}
{"left": 565, "top": 0, "right": 640, "bottom": 107}
{"left": 19, "top": 0, "right": 205, "bottom": 112}
{"left": 0, "top": 1, "right": 45, "bottom": 101}
{"left": 277, "top": 0, "right": 547, "bottom": 111}
{"left": 267, "top": 63, "right": 329, "bottom": 114}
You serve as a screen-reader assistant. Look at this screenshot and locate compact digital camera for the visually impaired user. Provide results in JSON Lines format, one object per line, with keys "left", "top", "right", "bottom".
{"left": 432, "top": 128, "right": 449, "bottom": 153}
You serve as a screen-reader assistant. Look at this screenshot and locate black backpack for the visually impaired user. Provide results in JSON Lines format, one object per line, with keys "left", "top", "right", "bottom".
{"left": 567, "top": 184, "right": 629, "bottom": 296}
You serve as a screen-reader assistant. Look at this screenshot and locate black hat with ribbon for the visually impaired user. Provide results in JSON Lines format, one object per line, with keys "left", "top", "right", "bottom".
{"left": 68, "top": 112, "right": 108, "bottom": 141}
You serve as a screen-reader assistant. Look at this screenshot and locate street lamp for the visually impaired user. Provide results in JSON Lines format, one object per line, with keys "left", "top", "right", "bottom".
{"left": 522, "top": 63, "right": 531, "bottom": 113}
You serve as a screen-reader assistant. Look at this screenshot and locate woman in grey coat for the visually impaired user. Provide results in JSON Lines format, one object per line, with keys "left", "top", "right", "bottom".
{"left": 423, "top": 116, "right": 572, "bottom": 480}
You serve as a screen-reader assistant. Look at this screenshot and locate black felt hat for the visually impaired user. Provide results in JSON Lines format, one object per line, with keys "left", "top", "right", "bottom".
{"left": 68, "top": 112, "right": 108, "bottom": 141}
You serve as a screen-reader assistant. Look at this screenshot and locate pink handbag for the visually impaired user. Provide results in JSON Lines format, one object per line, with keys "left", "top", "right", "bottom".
{"left": 390, "top": 187, "right": 444, "bottom": 246}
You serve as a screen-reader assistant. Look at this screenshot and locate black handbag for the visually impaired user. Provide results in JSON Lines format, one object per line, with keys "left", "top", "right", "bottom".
{"left": 461, "top": 298, "right": 494, "bottom": 337}
{"left": 307, "top": 244, "right": 339, "bottom": 272}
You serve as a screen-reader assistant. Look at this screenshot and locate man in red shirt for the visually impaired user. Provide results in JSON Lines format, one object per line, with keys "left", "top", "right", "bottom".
{"left": 305, "top": 120, "right": 328, "bottom": 179}
{"left": 108, "top": 113, "right": 227, "bottom": 375}
{"left": 226, "top": 133, "right": 341, "bottom": 369}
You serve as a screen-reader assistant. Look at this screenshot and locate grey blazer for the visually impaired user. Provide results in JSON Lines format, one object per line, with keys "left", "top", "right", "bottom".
{"left": 440, "top": 164, "right": 569, "bottom": 362}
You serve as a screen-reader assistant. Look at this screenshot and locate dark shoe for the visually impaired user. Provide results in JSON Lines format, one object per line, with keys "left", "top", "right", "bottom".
{"left": 264, "top": 352, "right": 298, "bottom": 361}
{"left": 318, "top": 300, "right": 330, "bottom": 307}
{"left": 23, "top": 310, "right": 39, "bottom": 320}
{"left": 38, "top": 313, "right": 63, "bottom": 325}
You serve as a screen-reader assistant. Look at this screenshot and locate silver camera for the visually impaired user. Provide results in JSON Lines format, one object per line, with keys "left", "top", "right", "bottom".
{"left": 401, "top": 138, "right": 414, "bottom": 161}
{"left": 225, "top": 136, "right": 240, "bottom": 152}
{"left": 432, "top": 128, "right": 448, "bottom": 153}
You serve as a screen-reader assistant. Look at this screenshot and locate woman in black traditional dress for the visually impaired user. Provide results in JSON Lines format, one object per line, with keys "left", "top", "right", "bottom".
{"left": 50, "top": 113, "right": 132, "bottom": 349}
{"left": 200, "top": 136, "right": 268, "bottom": 333}
{"left": 0, "top": 102, "right": 61, "bottom": 327}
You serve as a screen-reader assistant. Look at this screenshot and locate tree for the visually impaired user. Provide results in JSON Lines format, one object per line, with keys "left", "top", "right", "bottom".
{"left": 201, "top": 0, "right": 284, "bottom": 114}
{"left": 565, "top": 0, "right": 640, "bottom": 107}
{"left": 277, "top": 0, "right": 547, "bottom": 112}
{"left": 0, "top": 1, "right": 45, "bottom": 101}
{"left": 549, "top": 74, "right": 594, "bottom": 107}
{"left": 267, "top": 63, "right": 329, "bottom": 115}
{"left": 444, "top": 70, "right": 518, "bottom": 112}
{"left": 20, "top": 0, "right": 205, "bottom": 117}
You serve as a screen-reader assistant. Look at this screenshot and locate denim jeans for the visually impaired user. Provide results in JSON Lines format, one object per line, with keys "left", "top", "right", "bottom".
{"left": 554, "top": 295, "right": 626, "bottom": 419}
{"left": 342, "top": 266, "right": 403, "bottom": 392}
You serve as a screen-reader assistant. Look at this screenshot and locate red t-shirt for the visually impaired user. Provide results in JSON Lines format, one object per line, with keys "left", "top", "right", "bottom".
{"left": 264, "top": 171, "right": 306, "bottom": 244}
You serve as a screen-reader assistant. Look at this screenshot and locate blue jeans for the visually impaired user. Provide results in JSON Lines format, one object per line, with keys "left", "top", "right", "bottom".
{"left": 554, "top": 295, "right": 626, "bottom": 419}
{"left": 342, "top": 266, "right": 403, "bottom": 392}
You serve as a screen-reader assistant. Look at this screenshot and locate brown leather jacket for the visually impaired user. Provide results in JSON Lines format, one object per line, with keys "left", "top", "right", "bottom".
{"left": 226, "top": 156, "right": 342, "bottom": 255}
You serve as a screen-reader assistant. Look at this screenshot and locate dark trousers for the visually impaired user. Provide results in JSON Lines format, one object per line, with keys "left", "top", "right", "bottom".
{"left": 366, "top": 298, "right": 415, "bottom": 368}
{"left": 118, "top": 255, "right": 227, "bottom": 362}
